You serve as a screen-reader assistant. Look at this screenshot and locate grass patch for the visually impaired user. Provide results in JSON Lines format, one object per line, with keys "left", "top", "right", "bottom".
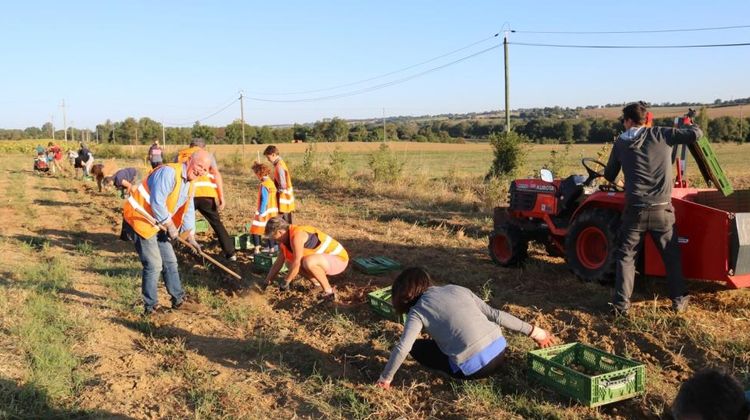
{"left": 16, "top": 293, "right": 85, "bottom": 402}
{"left": 21, "top": 256, "right": 72, "bottom": 291}
{"left": 74, "top": 240, "right": 94, "bottom": 255}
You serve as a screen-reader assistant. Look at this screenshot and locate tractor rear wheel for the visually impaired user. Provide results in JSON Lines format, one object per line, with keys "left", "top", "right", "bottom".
{"left": 489, "top": 224, "right": 528, "bottom": 266}
{"left": 565, "top": 208, "right": 620, "bottom": 284}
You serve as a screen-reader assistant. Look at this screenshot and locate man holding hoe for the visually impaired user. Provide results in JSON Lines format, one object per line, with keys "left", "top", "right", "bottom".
{"left": 122, "top": 149, "right": 212, "bottom": 315}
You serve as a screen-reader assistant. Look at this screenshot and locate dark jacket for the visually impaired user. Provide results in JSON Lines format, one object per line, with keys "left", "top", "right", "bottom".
{"left": 604, "top": 125, "right": 702, "bottom": 206}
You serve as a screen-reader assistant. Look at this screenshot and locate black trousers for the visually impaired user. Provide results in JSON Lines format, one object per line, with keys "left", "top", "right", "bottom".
{"left": 409, "top": 339, "right": 506, "bottom": 380}
{"left": 194, "top": 197, "right": 235, "bottom": 257}
{"left": 613, "top": 205, "right": 687, "bottom": 311}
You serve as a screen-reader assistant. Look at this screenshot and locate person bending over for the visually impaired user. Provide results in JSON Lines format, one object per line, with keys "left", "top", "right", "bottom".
{"left": 377, "top": 267, "right": 554, "bottom": 389}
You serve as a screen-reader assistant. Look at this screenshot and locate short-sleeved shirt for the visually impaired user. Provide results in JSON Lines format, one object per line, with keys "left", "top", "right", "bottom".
{"left": 113, "top": 168, "right": 139, "bottom": 189}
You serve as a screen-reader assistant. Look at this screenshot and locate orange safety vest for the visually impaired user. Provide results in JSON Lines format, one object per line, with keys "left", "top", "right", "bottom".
{"left": 176, "top": 146, "right": 218, "bottom": 199}
{"left": 122, "top": 163, "right": 194, "bottom": 239}
{"left": 280, "top": 225, "right": 348, "bottom": 262}
{"left": 273, "top": 158, "right": 295, "bottom": 213}
{"left": 250, "top": 177, "right": 279, "bottom": 235}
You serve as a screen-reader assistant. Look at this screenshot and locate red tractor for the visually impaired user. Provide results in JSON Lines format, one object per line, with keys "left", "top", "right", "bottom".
{"left": 489, "top": 117, "right": 750, "bottom": 289}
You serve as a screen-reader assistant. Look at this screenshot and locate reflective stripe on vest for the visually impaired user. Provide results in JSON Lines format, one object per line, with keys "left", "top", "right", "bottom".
{"left": 177, "top": 146, "right": 218, "bottom": 198}
{"left": 250, "top": 177, "right": 279, "bottom": 235}
{"left": 274, "top": 159, "right": 295, "bottom": 213}
{"left": 280, "top": 225, "right": 348, "bottom": 262}
{"left": 122, "top": 163, "right": 193, "bottom": 239}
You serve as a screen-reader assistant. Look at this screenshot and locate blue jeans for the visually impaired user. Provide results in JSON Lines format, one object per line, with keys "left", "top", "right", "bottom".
{"left": 134, "top": 230, "right": 184, "bottom": 310}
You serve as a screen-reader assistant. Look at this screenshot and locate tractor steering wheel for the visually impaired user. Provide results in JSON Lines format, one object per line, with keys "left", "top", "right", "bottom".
{"left": 582, "top": 158, "right": 606, "bottom": 186}
{"left": 581, "top": 157, "right": 624, "bottom": 192}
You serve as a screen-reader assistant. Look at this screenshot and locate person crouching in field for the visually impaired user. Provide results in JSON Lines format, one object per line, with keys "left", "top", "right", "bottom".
{"left": 249, "top": 162, "right": 278, "bottom": 255}
{"left": 263, "top": 217, "right": 348, "bottom": 302}
{"left": 376, "top": 267, "right": 555, "bottom": 389}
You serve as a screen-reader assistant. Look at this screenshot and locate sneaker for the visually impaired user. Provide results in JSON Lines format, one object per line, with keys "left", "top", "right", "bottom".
{"left": 279, "top": 281, "right": 291, "bottom": 291}
{"left": 172, "top": 296, "right": 199, "bottom": 311}
{"left": 227, "top": 254, "right": 237, "bottom": 262}
{"left": 143, "top": 305, "right": 164, "bottom": 316}
{"left": 672, "top": 296, "right": 690, "bottom": 313}
{"left": 609, "top": 305, "right": 629, "bottom": 318}
{"left": 318, "top": 288, "right": 337, "bottom": 303}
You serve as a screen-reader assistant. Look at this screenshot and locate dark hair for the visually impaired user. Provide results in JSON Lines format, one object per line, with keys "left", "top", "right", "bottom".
{"left": 622, "top": 102, "right": 648, "bottom": 125}
{"left": 263, "top": 145, "right": 279, "bottom": 156}
{"left": 391, "top": 267, "right": 433, "bottom": 314}
{"left": 672, "top": 369, "right": 749, "bottom": 420}
{"left": 252, "top": 162, "right": 271, "bottom": 177}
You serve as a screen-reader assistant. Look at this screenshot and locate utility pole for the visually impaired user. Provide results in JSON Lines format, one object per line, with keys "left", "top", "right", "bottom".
{"left": 135, "top": 127, "right": 138, "bottom": 145}
{"left": 70, "top": 120, "right": 75, "bottom": 143}
{"left": 239, "top": 90, "right": 246, "bottom": 153}
{"left": 50, "top": 115, "right": 55, "bottom": 140}
{"left": 112, "top": 122, "right": 116, "bottom": 144}
{"left": 62, "top": 99, "right": 68, "bottom": 143}
{"left": 161, "top": 122, "right": 166, "bottom": 152}
{"left": 504, "top": 32, "right": 510, "bottom": 133}
{"left": 382, "top": 107, "right": 386, "bottom": 142}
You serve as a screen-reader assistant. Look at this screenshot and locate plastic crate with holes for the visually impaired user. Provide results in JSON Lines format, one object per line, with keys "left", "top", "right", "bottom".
{"left": 367, "top": 286, "right": 406, "bottom": 323}
{"left": 253, "top": 252, "right": 287, "bottom": 274}
{"left": 527, "top": 342, "right": 646, "bottom": 407}
{"left": 195, "top": 218, "right": 210, "bottom": 234}
{"left": 353, "top": 256, "right": 401, "bottom": 275}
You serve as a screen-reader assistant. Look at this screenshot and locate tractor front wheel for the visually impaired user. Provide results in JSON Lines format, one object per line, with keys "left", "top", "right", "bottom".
{"left": 489, "top": 224, "right": 528, "bottom": 266}
{"left": 565, "top": 208, "right": 620, "bottom": 284}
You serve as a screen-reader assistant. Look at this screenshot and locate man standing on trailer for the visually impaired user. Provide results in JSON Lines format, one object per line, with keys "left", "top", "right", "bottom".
{"left": 264, "top": 145, "right": 295, "bottom": 223}
{"left": 604, "top": 102, "right": 703, "bottom": 316}
{"left": 175, "top": 138, "right": 236, "bottom": 261}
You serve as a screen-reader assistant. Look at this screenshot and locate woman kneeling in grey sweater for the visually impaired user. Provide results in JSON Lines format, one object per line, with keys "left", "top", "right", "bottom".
{"left": 377, "top": 267, "right": 555, "bottom": 389}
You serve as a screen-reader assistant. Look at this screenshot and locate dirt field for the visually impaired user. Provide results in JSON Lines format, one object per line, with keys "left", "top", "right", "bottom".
{"left": 1, "top": 145, "right": 749, "bottom": 419}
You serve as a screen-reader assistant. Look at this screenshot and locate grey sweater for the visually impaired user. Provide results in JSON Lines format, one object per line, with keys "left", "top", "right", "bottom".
{"left": 379, "top": 285, "right": 533, "bottom": 382}
{"left": 604, "top": 125, "right": 702, "bottom": 206}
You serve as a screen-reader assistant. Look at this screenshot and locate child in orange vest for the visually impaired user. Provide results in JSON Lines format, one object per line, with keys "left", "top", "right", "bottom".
{"left": 250, "top": 162, "right": 279, "bottom": 254}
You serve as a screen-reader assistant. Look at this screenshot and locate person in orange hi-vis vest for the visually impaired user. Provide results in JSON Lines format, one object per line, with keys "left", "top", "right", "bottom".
{"left": 249, "top": 162, "right": 278, "bottom": 255}
{"left": 263, "top": 217, "right": 348, "bottom": 302}
{"left": 175, "top": 138, "right": 236, "bottom": 261}
{"left": 121, "top": 150, "right": 212, "bottom": 316}
{"left": 263, "top": 145, "right": 295, "bottom": 223}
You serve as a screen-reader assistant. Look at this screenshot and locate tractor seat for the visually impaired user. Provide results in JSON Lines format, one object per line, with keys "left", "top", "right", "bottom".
{"left": 557, "top": 175, "right": 586, "bottom": 212}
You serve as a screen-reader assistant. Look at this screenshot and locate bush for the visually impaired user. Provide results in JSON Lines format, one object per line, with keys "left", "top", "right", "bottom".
{"left": 93, "top": 143, "right": 140, "bottom": 159}
{"left": 486, "top": 131, "right": 527, "bottom": 179}
{"left": 368, "top": 143, "right": 404, "bottom": 182}
{"left": 296, "top": 144, "right": 317, "bottom": 179}
{"left": 322, "top": 146, "right": 347, "bottom": 180}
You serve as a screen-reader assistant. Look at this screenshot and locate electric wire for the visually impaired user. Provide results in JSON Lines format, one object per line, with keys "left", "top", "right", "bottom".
{"left": 512, "top": 24, "right": 750, "bottom": 34}
{"left": 165, "top": 96, "right": 240, "bottom": 126}
{"left": 245, "top": 33, "right": 499, "bottom": 96}
{"left": 510, "top": 41, "right": 750, "bottom": 49}
{"left": 245, "top": 45, "right": 499, "bottom": 103}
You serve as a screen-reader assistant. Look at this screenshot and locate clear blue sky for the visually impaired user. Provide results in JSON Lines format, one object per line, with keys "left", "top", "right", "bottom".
{"left": 1, "top": 0, "right": 749, "bottom": 129}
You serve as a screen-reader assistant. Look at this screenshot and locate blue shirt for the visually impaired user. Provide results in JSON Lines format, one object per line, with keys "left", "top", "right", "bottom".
{"left": 449, "top": 336, "right": 507, "bottom": 375}
{"left": 113, "top": 168, "right": 139, "bottom": 189}
{"left": 147, "top": 163, "right": 195, "bottom": 233}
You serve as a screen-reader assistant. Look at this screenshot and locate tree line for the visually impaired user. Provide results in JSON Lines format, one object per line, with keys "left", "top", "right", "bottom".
{"left": 2, "top": 106, "right": 749, "bottom": 144}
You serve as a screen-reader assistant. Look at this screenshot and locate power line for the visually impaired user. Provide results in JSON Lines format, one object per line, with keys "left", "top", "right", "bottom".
{"left": 165, "top": 97, "right": 240, "bottom": 126}
{"left": 510, "top": 41, "right": 750, "bottom": 49}
{"left": 245, "top": 33, "right": 499, "bottom": 96}
{"left": 512, "top": 24, "right": 750, "bottom": 35}
{"left": 246, "top": 45, "right": 500, "bottom": 103}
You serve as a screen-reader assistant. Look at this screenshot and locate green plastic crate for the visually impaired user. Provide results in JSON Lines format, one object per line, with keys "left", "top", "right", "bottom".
{"left": 690, "top": 136, "right": 733, "bottom": 196}
{"left": 367, "top": 286, "right": 406, "bottom": 323}
{"left": 527, "top": 342, "right": 646, "bottom": 407}
{"left": 253, "top": 252, "right": 287, "bottom": 273}
{"left": 353, "top": 256, "right": 402, "bottom": 275}
{"left": 234, "top": 234, "right": 251, "bottom": 250}
{"left": 195, "top": 218, "right": 210, "bottom": 234}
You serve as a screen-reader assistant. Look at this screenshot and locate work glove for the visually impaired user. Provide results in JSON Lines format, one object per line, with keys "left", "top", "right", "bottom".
{"left": 181, "top": 231, "right": 202, "bottom": 255}
{"left": 529, "top": 325, "right": 555, "bottom": 348}
{"left": 375, "top": 379, "right": 391, "bottom": 390}
{"left": 163, "top": 220, "right": 179, "bottom": 240}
